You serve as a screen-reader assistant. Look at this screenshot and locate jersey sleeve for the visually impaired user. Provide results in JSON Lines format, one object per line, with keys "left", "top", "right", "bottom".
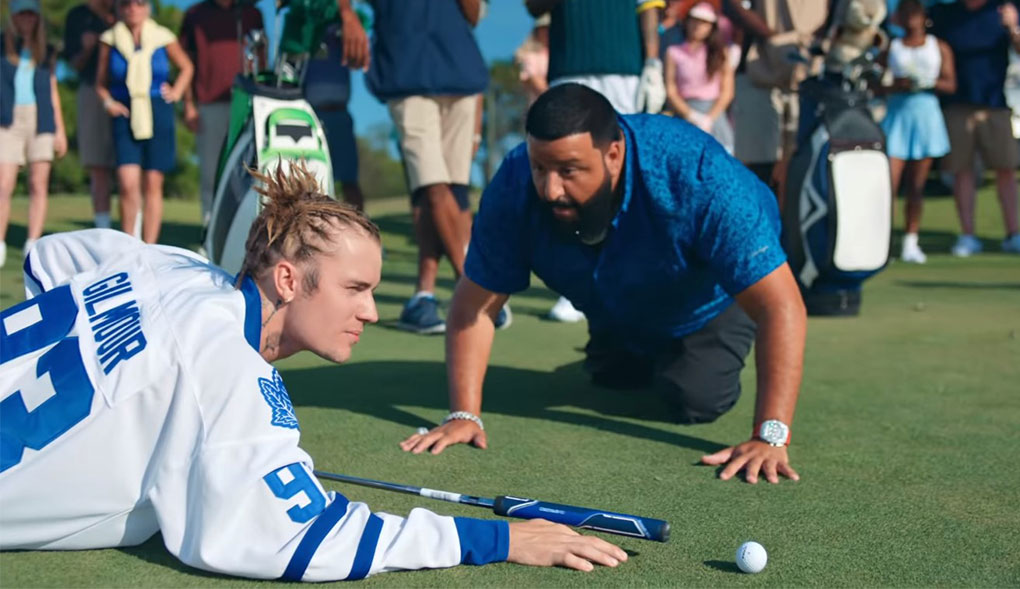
{"left": 23, "top": 230, "right": 145, "bottom": 298}
{"left": 691, "top": 143, "right": 788, "bottom": 295}
{"left": 151, "top": 338, "right": 509, "bottom": 582}
{"left": 463, "top": 145, "right": 533, "bottom": 294}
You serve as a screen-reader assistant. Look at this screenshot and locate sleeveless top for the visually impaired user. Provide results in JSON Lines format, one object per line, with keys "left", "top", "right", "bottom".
{"left": 888, "top": 35, "right": 941, "bottom": 90}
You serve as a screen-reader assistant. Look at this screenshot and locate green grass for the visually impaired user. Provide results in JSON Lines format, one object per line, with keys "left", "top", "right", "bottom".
{"left": 1, "top": 186, "right": 1019, "bottom": 587}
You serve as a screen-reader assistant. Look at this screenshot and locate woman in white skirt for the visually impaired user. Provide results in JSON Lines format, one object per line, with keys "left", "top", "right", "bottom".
{"left": 880, "top": 0, "right": 956, "bottom": 263}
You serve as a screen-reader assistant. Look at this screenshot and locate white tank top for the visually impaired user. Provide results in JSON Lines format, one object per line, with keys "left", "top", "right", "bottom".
{"left": 888, "top": 35, "right": 941, "bottom": 90}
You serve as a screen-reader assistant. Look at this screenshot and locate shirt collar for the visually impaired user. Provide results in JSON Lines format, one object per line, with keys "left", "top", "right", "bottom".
{"left": 609, "top": 116, "right": 637, "bottom": 231}
{"left": 238, "top": 274, "right": 262, "bottom": 352}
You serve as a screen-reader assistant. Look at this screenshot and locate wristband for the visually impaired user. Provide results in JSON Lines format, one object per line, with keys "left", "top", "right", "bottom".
{"left": 103, "top": 97, "right": 115, "bottom": 109}
{"left": 443, "top": 411, "right": 484, "bottom": 431}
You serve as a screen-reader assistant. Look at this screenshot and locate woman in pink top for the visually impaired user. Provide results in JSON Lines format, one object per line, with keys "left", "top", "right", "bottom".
{"left": 664, "top": 1, "right": 734, "bottom": 153}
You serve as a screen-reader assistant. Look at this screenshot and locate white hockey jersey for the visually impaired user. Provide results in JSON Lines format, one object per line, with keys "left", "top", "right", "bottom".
{"left": 0, "top": 230, "right": 508, "bottom": 581}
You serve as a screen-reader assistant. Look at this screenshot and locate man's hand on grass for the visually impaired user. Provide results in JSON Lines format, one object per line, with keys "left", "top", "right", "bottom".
{"left": 507, "top": 519, "right": 627, "bottom": 572}
{"left": 399, "top": 419, "right": 486, "bottom": 454}
{"left": 701, "top": 440, "right": 800, "bottom": 484}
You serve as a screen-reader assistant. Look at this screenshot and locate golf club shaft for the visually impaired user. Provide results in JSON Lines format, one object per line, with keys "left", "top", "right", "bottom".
{"left": 314, "top": 470, "right": 494, "bottom": 508}
{"left": 313, "top": 470, "right": 670, "bottom": 542}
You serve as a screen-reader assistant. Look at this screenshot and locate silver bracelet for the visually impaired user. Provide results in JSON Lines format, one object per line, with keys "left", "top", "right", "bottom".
{"left": 442, "top": 411, "right": 484, "bottom": 431}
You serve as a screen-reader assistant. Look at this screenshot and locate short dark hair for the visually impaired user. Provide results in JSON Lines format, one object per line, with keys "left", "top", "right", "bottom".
{"left": 897, "top": 0, "right": 925, "bottom": 18}
{"left": 525, "top": 83, "right": 622, "bottom": 147}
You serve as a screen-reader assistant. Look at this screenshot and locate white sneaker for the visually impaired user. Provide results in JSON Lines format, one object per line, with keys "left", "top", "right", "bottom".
{"left": 23, "top": 238, "right": 37, "bottom": 258}
{"left": 900, "top": 241, "right": 927, "bottom": 264}
{"left": 0, "top": 241, "right": 6, "bottom": 268}
{"left": 950, "top": 234, "right": 982, "bottom": 257}
{"left": 1002, "top": 234, "right": 1020, "bottom": 254}
{"left": 548, "top": 296, "right": 585, "bottom": 322}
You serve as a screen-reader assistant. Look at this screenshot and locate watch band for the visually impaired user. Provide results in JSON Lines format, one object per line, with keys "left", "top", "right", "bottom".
{"left": 443, "top": 411, "right": 484, "bottom": 431}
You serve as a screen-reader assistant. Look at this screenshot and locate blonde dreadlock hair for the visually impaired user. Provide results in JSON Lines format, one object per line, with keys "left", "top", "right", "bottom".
{"left": 236, "top": 161, "right": 380, "bottom": 292}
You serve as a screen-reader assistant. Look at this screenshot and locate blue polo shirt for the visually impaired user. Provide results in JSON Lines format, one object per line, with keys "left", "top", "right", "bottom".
{"left": 465, "top": 115, "right": 785, "bottom": 349}
{"left": 931, "top": 0, "right": 1017, "bottom": 109}
{"left": 366, "top": 0, "right": 488, "bottom": 101}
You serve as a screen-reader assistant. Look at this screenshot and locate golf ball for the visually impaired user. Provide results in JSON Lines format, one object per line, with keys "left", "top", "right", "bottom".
{"left": 736, "top": 541, "right": 767, "bottom": 574}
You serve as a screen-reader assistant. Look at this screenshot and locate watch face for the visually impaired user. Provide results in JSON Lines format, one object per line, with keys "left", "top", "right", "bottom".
{"left": 760, "top": 420, "right": 788, "bottom": 445}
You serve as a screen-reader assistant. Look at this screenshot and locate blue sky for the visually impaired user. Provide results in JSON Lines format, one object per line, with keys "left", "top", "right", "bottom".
{"left": 165, "top": 0, "right": 533, "bottom": 135}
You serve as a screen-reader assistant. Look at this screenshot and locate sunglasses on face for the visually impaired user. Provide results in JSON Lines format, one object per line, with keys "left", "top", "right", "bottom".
{"left": 119, "top": 0, "right": 147, "bottom": 7}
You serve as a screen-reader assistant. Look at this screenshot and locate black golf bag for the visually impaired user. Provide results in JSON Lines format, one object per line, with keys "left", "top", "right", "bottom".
{"left": 782, "top": 74, "right": 892, "bottom": 316}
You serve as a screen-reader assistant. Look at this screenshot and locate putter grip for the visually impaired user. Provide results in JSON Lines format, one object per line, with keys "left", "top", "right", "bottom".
{"left": 492, "top": 496, "right": 670, "bottom": 542}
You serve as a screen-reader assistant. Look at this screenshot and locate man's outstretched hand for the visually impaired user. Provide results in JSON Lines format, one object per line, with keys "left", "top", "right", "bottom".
{"left": 399, "top": 419, "right": 487, "bottom": 454}
{"left": 508, "top": 519, "right": 628, "bottom": 572}
{"left": 702, "top": 440, "right": 800, "bottom": 484}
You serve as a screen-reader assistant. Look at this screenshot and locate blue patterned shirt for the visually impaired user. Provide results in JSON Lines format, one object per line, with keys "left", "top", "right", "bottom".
{"left": 465, "top": 114, "right": 786, "bottom": 349}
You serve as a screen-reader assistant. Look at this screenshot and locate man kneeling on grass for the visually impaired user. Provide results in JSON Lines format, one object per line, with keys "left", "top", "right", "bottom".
{"left": 0, "top": 165, "right": 626, "bottom": 579}
{"left": 403, "top": 83, "right": 807, "bottom": 485}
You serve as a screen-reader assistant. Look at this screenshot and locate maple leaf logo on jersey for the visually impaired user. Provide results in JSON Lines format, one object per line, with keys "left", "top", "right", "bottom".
{"left": 258, "top": 370, "right": 299, "bottom": 430}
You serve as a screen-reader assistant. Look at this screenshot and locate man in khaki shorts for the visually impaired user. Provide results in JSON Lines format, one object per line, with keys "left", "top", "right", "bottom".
{"left": 63, "top": 0, "right": 117, "bottom": 229}
{"left": 367, "top": 0, "right": 500, "bottom": 334}
{"left": 932, "top": 0, "right": 1020, "bottom": 256}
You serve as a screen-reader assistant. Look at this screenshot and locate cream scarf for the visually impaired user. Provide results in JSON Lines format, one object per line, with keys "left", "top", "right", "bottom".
{"left": 101, "top": 19, "right": 175, "bottom": 140}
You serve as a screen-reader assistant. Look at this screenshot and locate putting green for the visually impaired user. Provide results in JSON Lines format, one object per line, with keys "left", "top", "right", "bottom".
{"left": 1, "top": 186, "right": 1018, "bottom": 587}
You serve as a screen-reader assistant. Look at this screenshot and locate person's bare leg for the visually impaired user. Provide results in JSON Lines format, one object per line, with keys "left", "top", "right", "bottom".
{"left": 91, "top": 166, "right": 112, "bottom": 224}
{"left": 424, "top": 182, "right": 468, "bottom": 277}
{"left": 413, "top": 199, "right": 442, "bottom": 294}
{"left": 904, "top": 158, "right": 932, "bottom": 235}
{"left": 142, "top": 170, "right": 164, "bottom": 244}
{"left": 953, "top": 168, "right": 977, "bottom": 236}
{"left": 118, "top": 164, "right": 143, "bottom": 237}
{"left": 994, "top": 168, "right": 1019, "bottom": 236}
{"left": 459, "top": 208, "right": 472, "bottom": 249}
{"left": 340, "top": 182, "right": 365, "bottom": 212}
{"left": 888, "top": 157, "right": 906, "bottom": 226}
{"left": 0, "top": 163, "right": 20, "bottom": 243}
{"left": 26, "top": 161, "right": 51, "bottom": 241}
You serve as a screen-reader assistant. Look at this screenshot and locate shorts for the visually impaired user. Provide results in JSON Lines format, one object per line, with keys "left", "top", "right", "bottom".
{"left": 0, "top": 105, "right": 54, "bottom": 165}
{"left": 942, "top": 105, "right": 1019, "bottom": 173}
{"left": 314, "top": 105, "right": 359, "bottom": 185}
{"left": 76, "top": 84, "right": 115, "bottom": 168}
{"left": 583, "top": 303, "right": 757, "bottom": 424}
{"left": 388, "top": 94, "right": 478, "bottom": 192}
{"left": 409, "top": 183, "right": 472, "bottom": 211}
{"left": 111, "top": 98, "right": 176, "bottom": 172}
{"left": 733, "top": 74, "right": 798, "bottom": 165}
{"left": 549, "top": 74, "right": 641, "bottom": 114}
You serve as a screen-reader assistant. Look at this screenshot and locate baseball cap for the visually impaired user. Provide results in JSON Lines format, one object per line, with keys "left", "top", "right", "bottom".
{"left": 10, "top": 0, "right": 41, "bottom": 14}
{"left": 688, "top": 1, "right": 718, "bottom": 23}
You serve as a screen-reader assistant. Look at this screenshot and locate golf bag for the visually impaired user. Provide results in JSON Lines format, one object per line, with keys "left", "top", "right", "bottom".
{"left": 204, "top": 0, "right": 339, "bottom": 275}
{"left": 781, "top": 74, "right": 891, "bottom": 316}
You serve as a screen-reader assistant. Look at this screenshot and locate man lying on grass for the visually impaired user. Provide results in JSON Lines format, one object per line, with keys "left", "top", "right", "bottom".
{"left": 403, "top": 83, "right": 807, "bottom": 485}
{"left": 0, "top": 164, "right": 626, "bottom": 579}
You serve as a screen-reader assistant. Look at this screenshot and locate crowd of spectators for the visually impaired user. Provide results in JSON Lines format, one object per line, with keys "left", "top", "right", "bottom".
{"left": 1, "top": 0, "right": 1018, "bottom": 275}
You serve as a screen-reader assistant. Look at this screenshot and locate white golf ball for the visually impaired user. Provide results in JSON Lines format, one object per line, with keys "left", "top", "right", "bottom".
{"left": 735, "top": 541, "right": 767, "bottom": 574}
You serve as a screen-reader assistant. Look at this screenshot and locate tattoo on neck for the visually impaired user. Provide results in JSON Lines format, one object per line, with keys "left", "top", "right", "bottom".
{"left": 262, "top": 332, "right": 281, "bottom": 356}
{"left": 262, "top": 297, "right": 282, "bottom": 328}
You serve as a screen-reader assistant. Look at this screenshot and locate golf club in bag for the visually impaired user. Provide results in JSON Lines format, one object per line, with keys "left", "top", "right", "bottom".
{"left": 204, "top": 0, "right": 337, "bottom": 274}
{"left": 782, "top": 48, "right": 892, "bottom": 316}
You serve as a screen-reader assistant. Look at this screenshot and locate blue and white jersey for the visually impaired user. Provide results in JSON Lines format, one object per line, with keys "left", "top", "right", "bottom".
{"left": 0, "top": 230, "right": 508, "bottom": 581}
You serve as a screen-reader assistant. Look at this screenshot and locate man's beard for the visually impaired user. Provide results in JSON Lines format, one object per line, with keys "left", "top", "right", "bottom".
{"left": 544, "top": 171, "right": 621, "bottom": 246}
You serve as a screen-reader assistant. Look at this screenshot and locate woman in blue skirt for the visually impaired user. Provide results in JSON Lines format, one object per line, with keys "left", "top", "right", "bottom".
{"left": 881, "top": 0, "right": 956, "bottom": 263}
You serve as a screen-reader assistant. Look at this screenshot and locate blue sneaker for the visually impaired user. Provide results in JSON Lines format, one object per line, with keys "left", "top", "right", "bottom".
{"left": 397, "top": 295, "right": 446, "bottom": 334}
{"left": 494, "top": 303, "right": 512, "bottom": 330}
